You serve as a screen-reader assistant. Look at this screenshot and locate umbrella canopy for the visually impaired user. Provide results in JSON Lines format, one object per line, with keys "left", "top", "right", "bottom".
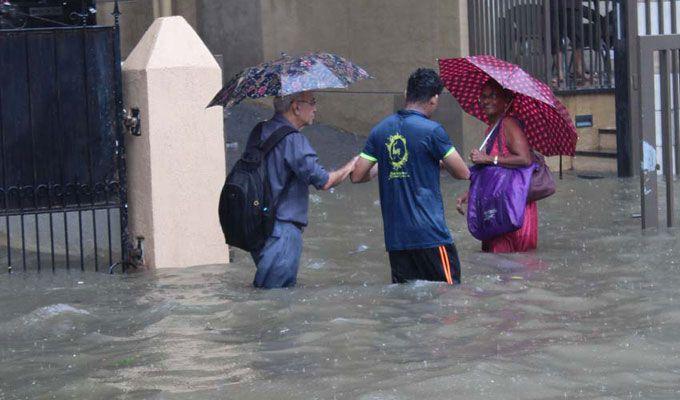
{"left": 438, "top": 55, "right": 578, "bottom": 157}
{"left": 208, "top": 52, "right": 372, "bottom": 108}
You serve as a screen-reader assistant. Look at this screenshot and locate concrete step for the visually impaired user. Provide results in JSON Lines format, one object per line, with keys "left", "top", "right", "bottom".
{"left": 573, "top": 149, "right": 617, "bottom": 173}
{"left": 598, "top": 127, "right": 617, "bottom": 151}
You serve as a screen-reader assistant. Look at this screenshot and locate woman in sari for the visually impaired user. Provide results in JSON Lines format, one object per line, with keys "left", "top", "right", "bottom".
{"left": 456, "top": 79, "right": 538, "bottom": 253}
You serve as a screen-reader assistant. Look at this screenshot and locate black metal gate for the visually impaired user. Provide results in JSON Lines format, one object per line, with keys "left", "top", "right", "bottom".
{"left": 0, "top": 23, "right": 129, "bottom": 272}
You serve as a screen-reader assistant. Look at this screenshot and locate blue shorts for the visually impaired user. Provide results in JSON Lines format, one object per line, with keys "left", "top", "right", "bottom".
{"left": 250, "top": 221, "right": 303, "bottom": 289}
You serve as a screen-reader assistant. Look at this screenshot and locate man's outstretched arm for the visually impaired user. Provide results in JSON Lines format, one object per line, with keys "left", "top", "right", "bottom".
{"left": 441, "top": 148, "right": 470, "bottom": 180}
{"left": 350, "top": 156, "right": 377, "bottom": 183}
{"left": 322, "top": 156, "right": 358, "bottom": 190}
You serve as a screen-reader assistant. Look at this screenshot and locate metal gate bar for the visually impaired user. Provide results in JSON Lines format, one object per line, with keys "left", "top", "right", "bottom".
{"left": 0, "top": 25, "right": 127, "bottom": 272}
{"left": 112, "top": 3, "right": 131, "bottom": 272}
{"left": 638, "top": 33, "right": 680, "bottom": 229}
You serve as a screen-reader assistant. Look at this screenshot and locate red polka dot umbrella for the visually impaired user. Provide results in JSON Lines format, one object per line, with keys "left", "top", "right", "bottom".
{"left": 438, "top": 55, "right": 578, "bottom": 157}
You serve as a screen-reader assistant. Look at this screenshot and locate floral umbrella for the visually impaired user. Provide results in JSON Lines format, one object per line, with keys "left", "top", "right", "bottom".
{"left": 438, "top": 55, "right": 578, "bottom": 157}
{"left": 207, "top": 52, "right": 372, "bottom": 108}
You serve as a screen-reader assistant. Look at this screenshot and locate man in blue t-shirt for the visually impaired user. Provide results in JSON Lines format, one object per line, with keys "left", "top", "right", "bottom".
{"left": 350, "top": 68, "right": 470, "bottom": 284}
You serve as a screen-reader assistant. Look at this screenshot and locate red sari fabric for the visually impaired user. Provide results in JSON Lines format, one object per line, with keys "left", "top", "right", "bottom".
{"left": 481, "top": 121, "right": 538, "bottom": 253}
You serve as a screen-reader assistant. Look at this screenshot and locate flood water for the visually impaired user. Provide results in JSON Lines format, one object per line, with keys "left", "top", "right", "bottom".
{"left": 1, "top": 105, "right": 680, "bottom": 399}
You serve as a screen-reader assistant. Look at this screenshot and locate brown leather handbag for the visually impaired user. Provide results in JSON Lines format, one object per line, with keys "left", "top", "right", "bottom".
{"left": 527, "top": 151, "right": 556, "bottom": 202}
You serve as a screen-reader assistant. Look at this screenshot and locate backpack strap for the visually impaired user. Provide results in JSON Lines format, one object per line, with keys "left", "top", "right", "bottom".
{"left": 258, "top": 125, "right": 298, "bottom": 210}
{"left": 242, "top": 123, "right": 296, "bottom": 163}
{"left": 259, "top": 125, "right": 297, "bottom": 155}
{"left": 245, "top": 122, "right": 265, "bottom": 152}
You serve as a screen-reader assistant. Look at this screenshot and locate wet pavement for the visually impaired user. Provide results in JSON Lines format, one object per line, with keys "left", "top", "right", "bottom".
{"left": 1, "top": 104, "right": 679, "bottom": 399}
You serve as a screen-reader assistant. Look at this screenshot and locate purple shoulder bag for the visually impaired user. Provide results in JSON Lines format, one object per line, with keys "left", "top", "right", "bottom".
{"left": 467, "top": 164, "right": 534, "bottom": 241}
{"left": 466, "top": 119, "right": 534, "bottom": 241}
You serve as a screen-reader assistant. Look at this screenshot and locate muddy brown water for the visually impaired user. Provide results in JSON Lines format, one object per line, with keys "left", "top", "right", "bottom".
{"left": 1, "top": 104, "right": 679, "bottom": 399}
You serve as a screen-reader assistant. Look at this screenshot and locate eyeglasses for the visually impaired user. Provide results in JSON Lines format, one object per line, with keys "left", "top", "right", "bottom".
{"left": 295, "top": 98, "right": 317, "bottom": 106}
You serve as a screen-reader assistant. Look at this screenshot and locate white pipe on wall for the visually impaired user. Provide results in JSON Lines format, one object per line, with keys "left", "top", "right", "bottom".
{"left": 160, "top": 0, "right": 173, "bottom": 16}
{"left": 153, "top": 0, "right": 173, "bottom": 18}
{"left": 152, "top": 0, "right": 161, "bottom": 18}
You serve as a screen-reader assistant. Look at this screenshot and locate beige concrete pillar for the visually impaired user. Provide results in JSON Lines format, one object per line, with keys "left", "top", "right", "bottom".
{"left": 122, "top": 16, "right": 228, "bottom": 268}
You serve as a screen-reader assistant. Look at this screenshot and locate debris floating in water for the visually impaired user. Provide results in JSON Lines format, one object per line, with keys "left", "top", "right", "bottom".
{"left": 350, "top": 244, "right": 369, "bottom": 254}
{"left": 306, "top": 260, "right": 327, "bottom": 270}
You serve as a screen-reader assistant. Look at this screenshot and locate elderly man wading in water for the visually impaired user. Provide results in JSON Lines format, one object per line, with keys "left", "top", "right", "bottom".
{"left": 249, "top": 91, "right": 357, "bottom": 289}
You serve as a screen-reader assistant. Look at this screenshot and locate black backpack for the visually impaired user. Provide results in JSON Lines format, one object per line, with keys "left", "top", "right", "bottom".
{"left": 218, "top": 122, "right": 296, "bottom": 252}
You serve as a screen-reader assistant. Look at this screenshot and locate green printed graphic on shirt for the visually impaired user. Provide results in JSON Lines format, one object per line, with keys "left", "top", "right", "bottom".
{"left": 360, "top": 110, "right": 455, "bottom": 251}
{"left": 386, "top": 133, "right": 410, "bottom": 180}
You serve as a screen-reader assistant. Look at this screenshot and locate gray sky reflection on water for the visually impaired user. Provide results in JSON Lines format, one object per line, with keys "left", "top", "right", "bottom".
{"left": 1, "top": 106, "right": 680, "bottom": 399}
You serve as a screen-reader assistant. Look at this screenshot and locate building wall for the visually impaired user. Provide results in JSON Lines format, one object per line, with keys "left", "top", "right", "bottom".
{"left": 101, "top": 0, "right": 472, "bottom": 150}
{"left": 196, "top": 0, "right": 263, "bottom": 83}
{"left": 558, "top": 93, "right": 616, "bottom": 153}
{"left": 98, "top": 0, "right": 198, "bottom": 58}
{"left": 257, "top": 0, "right": 469, "bottom": 136}
{"left": 98, "top": 1, "right": 631, "bottom": 169}
{"left": 97, "top": 1, "right": 154, "bottom": 57}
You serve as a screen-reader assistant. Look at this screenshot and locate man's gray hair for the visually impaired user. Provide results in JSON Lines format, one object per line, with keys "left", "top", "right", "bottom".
{"left": 273, "top": 93, "right": 303, "bottom": 114}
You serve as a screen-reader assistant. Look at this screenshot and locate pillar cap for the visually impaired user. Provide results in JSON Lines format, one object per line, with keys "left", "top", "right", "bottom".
{"left": 124, "top": 16, "right": 219, "bottom": 71}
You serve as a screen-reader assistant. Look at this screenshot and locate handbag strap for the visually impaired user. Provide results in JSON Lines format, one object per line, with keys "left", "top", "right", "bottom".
{"left": 483, "top": 117, "right": 504, "bottom": 155}
{"left": 479, "top": 117, "right": 503, "bottom": 153}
